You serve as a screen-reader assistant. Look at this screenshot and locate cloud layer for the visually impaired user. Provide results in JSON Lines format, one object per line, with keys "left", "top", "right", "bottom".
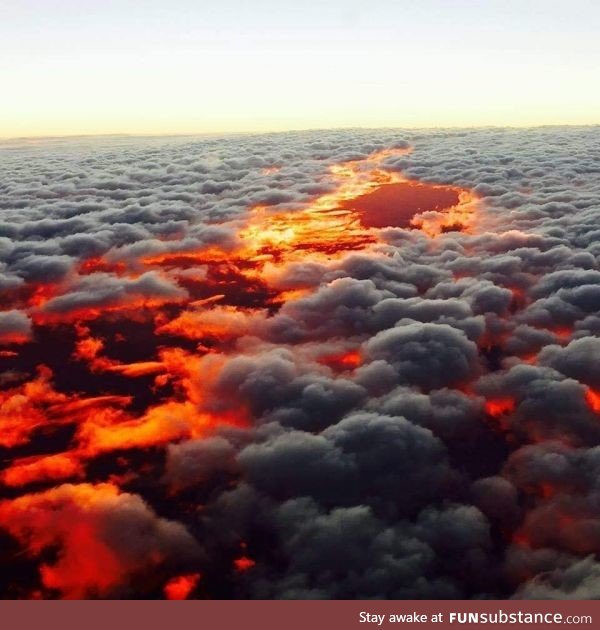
{"left": 1, "top": 127, "right": 600, "bottom": 599}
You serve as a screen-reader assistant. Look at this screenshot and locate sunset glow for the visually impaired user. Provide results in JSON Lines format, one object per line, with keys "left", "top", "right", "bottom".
{"left": 2, "top": 1, "right": 600, "bottom": 138}
{"left": 2, "top": 0, "right": 600, "bottom": 605}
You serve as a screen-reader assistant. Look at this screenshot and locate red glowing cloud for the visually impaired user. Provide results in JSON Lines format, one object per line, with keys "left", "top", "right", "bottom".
{"left": 0, "top": 483, "right": 199, "bottom": 598}
{"left": 485, "top": 398, "right": 517, "bottom": 418}
{"left": 234, "top": 556, "right": 256, "bottom": 573}
{"left": 163, "top": 573, "right": 201, "bottom": 600}
{"left": 585, "top": 388, "right": 600, "bottom": 413}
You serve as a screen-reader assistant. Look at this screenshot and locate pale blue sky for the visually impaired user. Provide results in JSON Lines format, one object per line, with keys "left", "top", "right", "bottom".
{"left": 1, "top": 0, "right": 599, "bottom": 136}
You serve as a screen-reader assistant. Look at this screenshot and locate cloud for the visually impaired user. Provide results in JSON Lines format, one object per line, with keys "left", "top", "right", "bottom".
{"left": 2, "top": 127, "right": 600, "bottom": 599}
{"left": 365, "top": 323, "right": 480, "bottom": 390}
{"left": 0, "top": 483, "right": 201, "bottom": 598}
{"left": 0, "top": 309, "right": 32, "bottom": 343}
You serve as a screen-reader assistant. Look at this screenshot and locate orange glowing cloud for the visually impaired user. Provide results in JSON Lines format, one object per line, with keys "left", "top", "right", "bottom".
{"left": 78, "top": 257, "right": 127, "bottom": 276}
{"left": 73, "top": 331, "right": 165, "bottom": 377}
{"left": 0, "top": 483, "right": 167, "bottom": 598}
{"left": 70, "top": 350, "right": 248, "bottom": 456}
{"left": 77, "top": 401, "right": 204, "bottom": 454}
{"left": 409, "top": 189, "right": 479, "bottom": 237}
{"left": 1, "top": 453, "right": 84, "bottom": 488}
{"left": 73, "top": 335, "right": 114, "bottom": 371}
{"left": 318, "top": 349, "right": 362, "bottom": 372}
{"left": 33, "top": 294, "right": 187, "bottom": 326}
{"left": 0, "top": 366, "right": 67, "bottom": 448}
{"left": 26, "top": 283, "right": 63, "bottom": 309}
{"left": 106, "top": 361, "right": 166, "bottom": 377}
{"left": 157, "top": 305, "right": 265, "bottom": 342}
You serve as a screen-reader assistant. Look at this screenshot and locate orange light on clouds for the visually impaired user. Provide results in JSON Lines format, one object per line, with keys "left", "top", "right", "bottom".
{"left": 0, "top": 146, "right": 484, "bottom": 598}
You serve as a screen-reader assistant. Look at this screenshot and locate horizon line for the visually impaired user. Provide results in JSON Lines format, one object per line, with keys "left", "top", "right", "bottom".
{"left": 2, "top": 122, "right": 600, "bottom": 144}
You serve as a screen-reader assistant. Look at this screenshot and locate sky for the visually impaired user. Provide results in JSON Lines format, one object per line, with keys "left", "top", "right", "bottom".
{"left": 1, "top": 0, "right": 600, "bottom": 137}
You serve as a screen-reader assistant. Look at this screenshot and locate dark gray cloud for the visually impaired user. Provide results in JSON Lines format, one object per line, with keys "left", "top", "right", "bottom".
{"left": 0, "top": 309, "right": 32, "bottom": 341}
{"left": 365, "top": 323, "right": 480, "bottom": 390}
